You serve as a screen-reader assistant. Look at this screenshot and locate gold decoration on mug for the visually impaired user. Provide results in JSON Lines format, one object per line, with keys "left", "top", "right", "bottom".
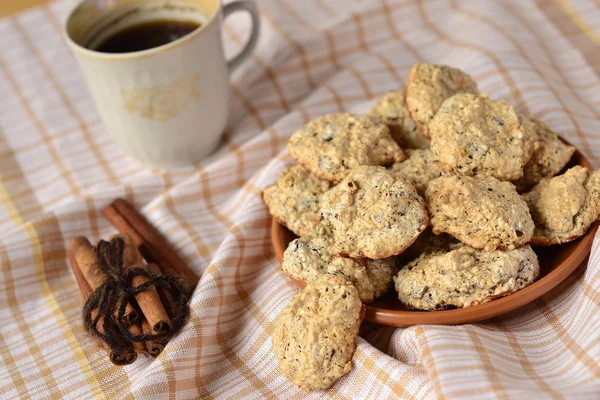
{"left": 121, "top": 74, "right": 201, "bottom": 121}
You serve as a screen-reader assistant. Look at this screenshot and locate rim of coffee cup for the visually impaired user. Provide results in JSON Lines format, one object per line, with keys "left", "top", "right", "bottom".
{"left": 64, "top": 0, "right": 220, "bottom": 60}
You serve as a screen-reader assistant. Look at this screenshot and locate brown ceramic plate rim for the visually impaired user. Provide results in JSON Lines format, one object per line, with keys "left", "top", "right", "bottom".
{"left": 271, "top": 141, "right": 598, "bottom": 326}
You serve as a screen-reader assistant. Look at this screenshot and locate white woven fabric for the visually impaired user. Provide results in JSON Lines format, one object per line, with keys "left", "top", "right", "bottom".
{"left": 0, "top": 0, "right": 599, "bottom": 398}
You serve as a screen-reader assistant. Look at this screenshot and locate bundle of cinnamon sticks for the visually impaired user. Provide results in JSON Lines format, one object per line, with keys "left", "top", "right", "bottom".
{"left": 68, "top": 198, "right": 199, "bottom": 365}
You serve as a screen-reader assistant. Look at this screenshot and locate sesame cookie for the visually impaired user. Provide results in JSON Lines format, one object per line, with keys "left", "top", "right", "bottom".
{"left": 429, "top": 93, "right": 536, "bottom": 181}
{"left": 512, "top": 117, "right": 575, "bottom": 191}
{"left": 405, "top": 63, "right": 479, "bottom": 138}
{"left": 394, "top": 244, "right": 539, "bottom": 310}
{"left": 523, "top": 166, "right": 600, "bottom": 245}
{"left": 369, "top": 91, "right": 430, "bottom": 149}
{"left": 426, "top": 175, "right": 534, "bottom": 251}
{"left": 281, "top": 236, "right": 397, "bottom": 303}
{"left": 287, "top": 113, "right": 405, "bottom": 182}
{"left": 389, "top": 149, "right": 445, "bottom": 195}
{"left": 272, "top": 274, "right": 363, "bottom": 391}
{"left": 320, "top": 166, "right": 428, "bottom": 259}
{"left": 262, "top": 165, "right": 333, "bottom": 237}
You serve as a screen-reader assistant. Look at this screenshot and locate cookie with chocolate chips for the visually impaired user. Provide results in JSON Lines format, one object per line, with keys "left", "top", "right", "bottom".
{"left": 429, "top": 93, "right": 536, "bottom": 181}
{"left": 287, "top": 113, "right": 405, "bottom": 182}
{"left": 320, "top": 166, "right": 428, "bottom": 259}
{"left": 513, "top": 116, "right": 575, "bottom": 191}
{"left": 369, "top": 91, "right": 430, "bottom": 149}
{"left": 262, "top": 165, "right": 332, "bottom": 237}
{"left": 389, "top": 149, "right": 445, "bottom": 195}
{"left": 282, "top": 235, "right": 397, "bottom": 303}
{"left": 394, "top": 244, "right": 539, "bottom": 310}
{"left": 406, "top": 63, "right": 479, "bottom": 138}
{"left": 272, "top": 274, "right": 363, "bottom": 391}
{"left": 426, "top": 175, "right": 534, "bottom": 251}
{"left": 523, "top": 166, "right": 600, "bottom": 245}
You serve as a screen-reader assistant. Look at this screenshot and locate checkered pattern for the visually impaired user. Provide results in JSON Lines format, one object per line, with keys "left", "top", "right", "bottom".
{"left": 0, "top": 0, "right": 599, "bottom": 398}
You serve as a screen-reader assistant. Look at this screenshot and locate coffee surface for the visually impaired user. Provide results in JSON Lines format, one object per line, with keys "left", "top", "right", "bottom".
{"left": 94, "top": 19, "right": 201, "bottom": 53}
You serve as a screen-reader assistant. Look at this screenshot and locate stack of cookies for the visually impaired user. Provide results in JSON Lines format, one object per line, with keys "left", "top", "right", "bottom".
{"left": 264, "top": 63, "right": 600, "bottom": 391}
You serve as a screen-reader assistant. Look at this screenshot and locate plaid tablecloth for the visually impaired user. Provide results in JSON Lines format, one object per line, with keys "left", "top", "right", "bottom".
{"left": 1, "top": 0, "right": 599, "bottom": 398}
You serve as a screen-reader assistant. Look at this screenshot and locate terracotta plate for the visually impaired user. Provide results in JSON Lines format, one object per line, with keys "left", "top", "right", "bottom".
{"left": 271, "top": 145, "right": 598, "bottom": 326}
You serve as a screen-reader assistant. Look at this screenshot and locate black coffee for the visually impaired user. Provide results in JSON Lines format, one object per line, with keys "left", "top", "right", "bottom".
{"left": 94, "top": 19, "right": 201, "bottom": 53}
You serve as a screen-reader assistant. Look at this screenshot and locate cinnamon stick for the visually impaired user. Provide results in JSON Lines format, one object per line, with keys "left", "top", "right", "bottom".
{"left": 69, "top": 237, "right": 105, "bottom": 289}
{"left": 142, "top": 320, "right": 164, "bottom": 357}
{"left": 68, "top": 243, "right": 137, "bottom": 365}
{"left": 119, "top": 233, "right": 143, "bottom": 265}
{"left": 102, "top": 199, "right": 199, "bottom": 292}
{"left": 69, "top": 237, "right": 138, "bottom": 325}
{"left": 105, "top": 326, "right": 137, "bottom": 365}
{"left": 128, "top": 323, "right": 148, "bottom": 355}
{"left": 147, "top": 263, "right": 176, "bottom": 318}
{"left": 119, "top": 234, "right": 172, "bottom": 334}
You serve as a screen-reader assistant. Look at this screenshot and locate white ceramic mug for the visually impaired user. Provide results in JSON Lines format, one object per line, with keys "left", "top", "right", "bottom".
{"left": 65, "top": 0, "right": 260, "bottom": 168}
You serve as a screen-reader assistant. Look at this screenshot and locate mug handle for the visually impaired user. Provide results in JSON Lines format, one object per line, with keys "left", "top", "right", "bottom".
{"left": 223, "top": 0, "right": 261, "bottom": 73}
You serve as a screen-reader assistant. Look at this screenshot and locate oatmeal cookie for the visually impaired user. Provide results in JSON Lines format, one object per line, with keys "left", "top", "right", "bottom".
{"left": 262, "top": 165, "right": 332, "bottom": 237}
{"left": 389, "top": 149, "right": 445, "bottom": 195}
{"left": 405, "top": 63, "right": 479, "bottom": 138}
{"left": 429, "top": 93, "right": 536, "bottom": 181}
{"left": 369, "top": 91, "right": 430, "bottom": 149}
{"left": 397, "top": 228, "right": 460, "bottom": 265}
{"left": 320, "top": 166, "right": 428, "bottom": 259}
{"left": 282, "top": 236, "right": 397, "bottom": 303}
{"left": 513, "top": 117, "right": 575, "bottom": 191}
{"left": 272, "top": 274, "right": 363, "bottom": 391}
{"left": 426, "top": 175, "right": 534, "bottom": 251}
{"left": 287, "top": 113, "right": 405, "bottom": 182}
{"left": 523, "top": 166, "right": 600, "bottom": 245}
{"left": 394, "top": 244, "right": 539, "bottom": 310}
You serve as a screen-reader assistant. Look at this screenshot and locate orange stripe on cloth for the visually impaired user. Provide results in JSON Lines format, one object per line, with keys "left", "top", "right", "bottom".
{"left": 0, "top": 182, "right": 103, "bottom": 398}
{"left": 554, "top": 0, "right": 600, "bottom": 44}
{"left": 453, "top": 0, "right": 599, "bottom": 164}
{"left": 12, "top": 15, "right": 119, "bottom": 187}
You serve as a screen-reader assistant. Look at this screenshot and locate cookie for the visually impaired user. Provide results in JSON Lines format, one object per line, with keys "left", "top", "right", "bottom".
{"left": 394, "top": 244, "right": 539, "bottom": 310}
{"left": 287, "top": 113, "right": 405, "bottom": 182}
{"left": 405, "top": 63, "right": 479, "bottom": 138}
{"left": 369, "top": 91, "right": 430, "bottom": 149}
{"left": 320, "top": 165, "right": 428, "bottom": 259}
{"left": 262, "top": 165, "right": 333, "bottom": 237}
{"left": 397, "top": 227, "right": 460, "bottom": 265}
{"left": 426, "top": 175, "right": 534, "bottom": 251}
{"left": 282, "top": 236, "right": 397, "bottom": 303}
{"left": 523, "top": 166, "right": 600, "bottom": 245}
{"left": 389, "top": 149, "right": 445, "bottom": 195}
{"left": 512, "top": 117, "right": 575, "bottom": 191}
{"left": 429, "top": 93, "right": 536, "bottom": 181}
{"left": 272, "top": 274, "right": 363, "bottom": 391}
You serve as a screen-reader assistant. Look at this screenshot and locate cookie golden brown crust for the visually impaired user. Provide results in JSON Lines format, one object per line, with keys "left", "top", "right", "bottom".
{"left": 429, "top": 93, "right": 536, "bottom": 181}
{"left": 396, "top": 227, "right": 460, "bottom": 265}
{"left": 369, "top": 91, "right": 430, "bottom": 149}
{"left": 287, "top": 113, "right": 405, "bottom": 182}
{"left": 406, "top": 63, "right": 479, "bottom": 138}
{"left": 394, "top": 244, "right": 539, "bottom": 310}
{"left": 272, "top": 274, "right": 363, "bottom": 391}
{"left": 523, "top": 166, "right": 600, "bottom": 245}
{"left": 389, "top": 149, "right": 445, "bottom": 195}
{"left": 320, "top": 166, "right": 428, "bottom": 259}
{"left": 512, "top": 117, "right": 575, "bottom": 192}
{"left": 426, "top": 175, "right": 534, "bottom": 251}
{"left": 282, "top": 236, "right": 397, "bottom": 303}
{"left": 262, "top": 165, "right": 332, "bottom": 237}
